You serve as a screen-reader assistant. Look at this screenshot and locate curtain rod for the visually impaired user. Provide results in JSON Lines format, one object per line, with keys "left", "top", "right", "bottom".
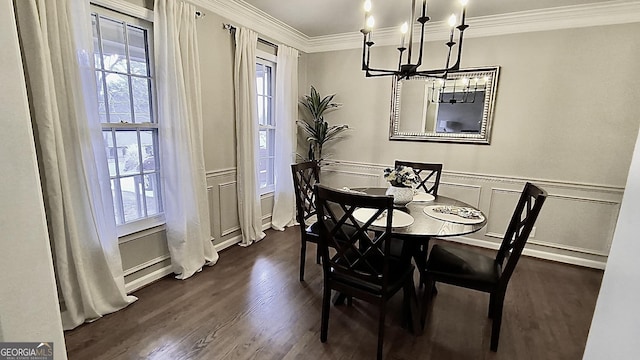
{"left": 223, "top": 23, "right": 278, "bottom": 49}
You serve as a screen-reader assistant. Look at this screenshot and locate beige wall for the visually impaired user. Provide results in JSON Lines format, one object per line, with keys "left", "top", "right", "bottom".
{"left": 305, "top": 24, "right": 640, "bottom": 266}
{"left": 306, "top": 24, "right": 640, "bottom": 186}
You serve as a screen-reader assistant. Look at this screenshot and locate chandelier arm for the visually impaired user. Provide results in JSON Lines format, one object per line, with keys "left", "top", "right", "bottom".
{"left": 361, "top": 34, "right": 368, "bottom": 70}
{"left": 397, "top": 48, "right": 407, "bottom": 71}
{"left": 407, "top": 0, "right": 417, "bottom": 63}
{"left": 451, "top": 27, "right": 467, "bottom": 70}
{"left": 415, "top": 19, "right": 427, "bottom": 68}
{"left": 415, "top": 0, "right": 428, "bottom": 68}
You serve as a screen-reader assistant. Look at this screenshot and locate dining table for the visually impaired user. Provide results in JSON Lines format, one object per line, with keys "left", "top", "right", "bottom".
{"left": 351, "top": 187, "right": 487, "bottom": 238}
{"left": 336, "top": 186, "right": 488, "bottom": 335}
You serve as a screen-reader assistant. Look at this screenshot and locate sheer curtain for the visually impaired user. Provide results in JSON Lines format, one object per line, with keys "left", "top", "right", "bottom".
{"left": 233, "top": 27, "right": 266, "bottom": 246}
{"left": 270, "top": 45, "right": 299, "bottom": 230}
{"left": 14, "top": 0, "right": 136, "bottom": 330}
{"left": 155, "top": 0, "right": 219, "bottom": 279}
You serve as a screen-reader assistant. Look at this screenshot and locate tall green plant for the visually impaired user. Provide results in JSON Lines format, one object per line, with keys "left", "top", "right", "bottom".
{"left": 298, "top": 86, "right": 349, "bottom": 163}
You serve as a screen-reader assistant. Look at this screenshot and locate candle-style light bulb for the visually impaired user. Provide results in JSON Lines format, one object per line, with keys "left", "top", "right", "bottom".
{"left": 400, "top": 22, "right": 408, "bottom": 48}
{"left": 366, "top": 15, "right": 375, "bottom": 29}
{"left": 400, "top": 22, "right": 409, "bottom": 34}
{"left": 448, "top": 14, "right": 457, "bottom": 28}
{"left": 364, "top": 0, "right": 372, "bottom": 12}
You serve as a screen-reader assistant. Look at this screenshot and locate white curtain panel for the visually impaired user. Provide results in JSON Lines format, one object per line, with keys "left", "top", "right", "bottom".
{"left": 233, "top": 27, "right": 266, "bottom": 245}
{"left": 270, "top": 45, "right": 299, "bottom": 230}
{"left": 14, "top": 0, "right": 136, "bottom": 330}
{"left": 155, "top": 0, "right": 219, "bottom": 279}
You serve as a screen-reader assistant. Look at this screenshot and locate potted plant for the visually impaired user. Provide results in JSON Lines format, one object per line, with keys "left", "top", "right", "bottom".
{"left": 383, "top": 165, "right": 418, "bottom": 207}
{"left": 298, "top": 86, "right": 349, "bottom": 164}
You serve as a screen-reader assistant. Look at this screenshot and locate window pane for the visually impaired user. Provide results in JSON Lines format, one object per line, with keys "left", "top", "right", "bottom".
{"left": 105, "top": 73, "right": 131, "bottom": 123}
{"left": 268, "top": 129, "right": 276, "bottom": 157}
{"left": 115, "top": 130, "right": 140, "bottom": 176}
{"left": 259, "top": 129, "right": 267, "bottom": 154}
{"left": 144, "top": 173, "right": 161, "bottom": 216}
{"left": 127, "top": 26, "right": 148, "bottom": 76}
{"left": 266, "top": 95, "right": 272, "bottom": 126}
{"left": 258, "top": 158, "right": 268, "bottom": 188}
{"left": 258, "top": 157, "right": 274, "bottom": 188}
{"left": 139, "top": 130, "right": 156, "bottom": 172}
{"left": 257, "top": 96, "right": 265, "bottom": 125}
{"left": 92, "top": 15, "right": 102, "bottom": 69}
{"left": 95, "top": 72, "right": 108, "bottom": 123}
{"left": 103, "top": 130, "right": 117, "bottom": 177}
{"left": 256, "top": 64, "right": 264, "bottom": 96}
{"left": 265, "top": 65, "right": 272, "bottom": 96}
{"left": 121, "top": 175, "right": 144, "bottom": 223}
{"left": 111, "top": 178, "right": 123, "bottom": 225}
{"left": 132, "top": 77, "right": 151, "bottom": 123}
{"left": 99, "top": 17, "right": 128, "bottom": 73}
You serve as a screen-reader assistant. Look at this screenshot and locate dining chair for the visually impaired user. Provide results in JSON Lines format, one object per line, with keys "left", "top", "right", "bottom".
{"left": 394, "top": 160, "right": 443, "bottom": 286}
{"left": 394, "top": 160, "right": 443, "bottom": 196}
{"left": 315, "top": 184, "right": 418, "bottom": 360}
{"left": 291, "top": 161, "right": 321, "bottom": 281}
{"left": 421, "top": 182, "right": 547, "bottom": 351}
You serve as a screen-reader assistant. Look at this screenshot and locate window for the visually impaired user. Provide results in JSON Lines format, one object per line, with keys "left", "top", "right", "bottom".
{"left": 256, "top": 53, "right": 276, "bottom": 194}
{"left": 91, "top": 7, "right": 163, "bottom": 236}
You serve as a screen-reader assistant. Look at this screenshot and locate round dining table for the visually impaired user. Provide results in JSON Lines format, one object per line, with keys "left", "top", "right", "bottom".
{"left": 353, "top": 187, "right": 487, "bottom": 238}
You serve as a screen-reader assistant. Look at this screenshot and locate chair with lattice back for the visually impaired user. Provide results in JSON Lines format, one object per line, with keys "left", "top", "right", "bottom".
{"left": 395, "top": 160, "right": 442, "bottom": 195}
{"left": 394, "top": 160, "right": 443, "bottom": 286}
{"left": 315, "top": 184, "right": 417, "bottom": 360}
{"left": 422, "top": 182, "right": 547, "bottom": 351}
{"left": 291, "top": 161, "right": 322, "bottom": 281}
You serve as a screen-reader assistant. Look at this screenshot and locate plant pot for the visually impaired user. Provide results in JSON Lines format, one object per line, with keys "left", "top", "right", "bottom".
{"left": 385, "top": 185, "right": 413, "bottom": 207}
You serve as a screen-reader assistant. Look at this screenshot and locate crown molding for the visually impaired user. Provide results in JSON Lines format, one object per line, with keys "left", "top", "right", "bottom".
{"left": 306, "top": 1, "right": 640, "bottom": 53}
{"left": 190, "top": 0, "right": 310, "bottom": 52}
{"left": 187, "top": 0, "right": 640, "bottom": 54}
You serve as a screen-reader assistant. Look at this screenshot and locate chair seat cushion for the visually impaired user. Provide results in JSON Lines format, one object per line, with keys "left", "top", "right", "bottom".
{"left": 330, "top": 249, "right": 414, "bottom": 295}
{"left": 426, "top": 244, "right": 500, "bottom": 292}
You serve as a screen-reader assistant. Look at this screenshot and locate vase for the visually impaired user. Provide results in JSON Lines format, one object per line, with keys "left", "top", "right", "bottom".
{"left": 386, "top": 185, "right": 413, "bottom": 207}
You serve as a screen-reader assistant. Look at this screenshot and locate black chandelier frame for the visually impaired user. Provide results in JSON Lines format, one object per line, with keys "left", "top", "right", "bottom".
{"left": 361, "top": 0, "right": 468, "bottom": 80}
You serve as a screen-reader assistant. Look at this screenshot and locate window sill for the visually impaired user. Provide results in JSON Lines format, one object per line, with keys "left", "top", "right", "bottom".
{"left": 117, "top": 214, "right": 166, "bottom": 241}
{"left": 260, "top": 190, "right": 275, "bottom": 198}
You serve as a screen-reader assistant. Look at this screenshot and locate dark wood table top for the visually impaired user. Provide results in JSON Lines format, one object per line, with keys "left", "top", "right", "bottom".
{"left": 354, "top": 187, "right": 487, "bottom": 238}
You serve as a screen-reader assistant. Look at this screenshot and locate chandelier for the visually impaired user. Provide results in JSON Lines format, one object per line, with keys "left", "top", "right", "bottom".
{"left": 360, "top": 0, "right": 470, "bottom": 80}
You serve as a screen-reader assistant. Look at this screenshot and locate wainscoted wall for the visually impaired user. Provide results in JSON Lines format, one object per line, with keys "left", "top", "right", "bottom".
{"left": 119, "top": 167, "right": 274, "bottom": 293}
{"left": 321, "top": 160, "right": 623, "bottom": 269}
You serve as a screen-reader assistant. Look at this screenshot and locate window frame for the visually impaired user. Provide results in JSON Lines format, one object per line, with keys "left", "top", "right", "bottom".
{"left": 256, "top": 50, "right": 277, "bottom": 195}
{"left": 91, "top": 4, "right": 164, "bottom": 237}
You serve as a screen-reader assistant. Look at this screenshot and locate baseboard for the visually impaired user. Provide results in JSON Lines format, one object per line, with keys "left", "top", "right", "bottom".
{"left": 447, "top": 236, "right": 607, "bottom": 270}
{"left": 214, "top": 237, "right": 241, "bottom": 252}
{"left": 125, "top": 265, "right": 174, "bottom": 293}
{"left": 124, "top": 221, "right": 276, "bottom": 293}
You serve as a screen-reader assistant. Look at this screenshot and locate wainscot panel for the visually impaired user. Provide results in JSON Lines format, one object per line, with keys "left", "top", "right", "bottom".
{"left": 321, "top": 160, "right": 622, "bottom": 268}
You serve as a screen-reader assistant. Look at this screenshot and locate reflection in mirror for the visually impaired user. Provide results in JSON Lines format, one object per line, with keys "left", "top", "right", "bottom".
{"left": 390, "top": 66, "right": 499, "bottom": 144}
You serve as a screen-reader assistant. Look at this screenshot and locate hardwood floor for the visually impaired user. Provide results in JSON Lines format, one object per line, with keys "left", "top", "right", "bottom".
{"left": 65, "top": 228, "right": 603, "bottom": 360}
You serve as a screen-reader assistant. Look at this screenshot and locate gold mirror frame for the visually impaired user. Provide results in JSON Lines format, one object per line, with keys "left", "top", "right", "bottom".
{"left": 389, "top": 66, "right": 500, "bottom": 144}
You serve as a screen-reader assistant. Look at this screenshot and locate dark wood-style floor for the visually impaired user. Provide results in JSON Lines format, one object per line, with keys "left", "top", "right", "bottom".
{"left": 65, "top": 227, "right": 603, "bottom": 360}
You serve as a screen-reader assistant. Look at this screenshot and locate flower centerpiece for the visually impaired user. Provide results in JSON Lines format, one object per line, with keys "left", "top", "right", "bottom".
{"left": 383, "top": 165, "right": 418, "bottom": 206}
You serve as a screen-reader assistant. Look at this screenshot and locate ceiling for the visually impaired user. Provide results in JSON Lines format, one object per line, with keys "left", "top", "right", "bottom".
{"left": 241, "top": 0, "right": 620, "bottom": 37}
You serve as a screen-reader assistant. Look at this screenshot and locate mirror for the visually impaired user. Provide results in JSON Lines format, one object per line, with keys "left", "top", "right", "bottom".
{"left": 389, "top": 66, "right": 500, "bottom": 144}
